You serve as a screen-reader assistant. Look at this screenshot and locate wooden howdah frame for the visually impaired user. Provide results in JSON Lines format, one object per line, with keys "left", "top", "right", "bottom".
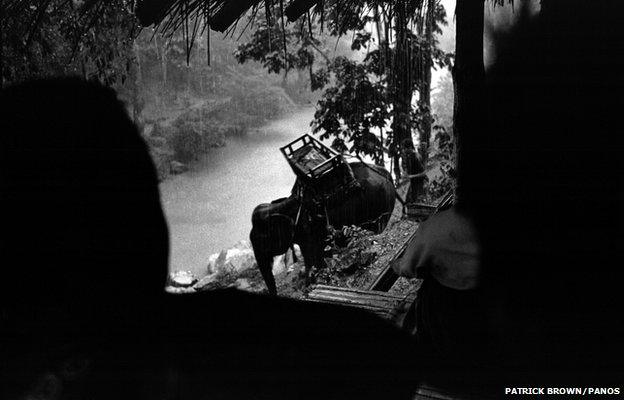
{"left": 280, "top": 134, "right": 357, "bottom": 200}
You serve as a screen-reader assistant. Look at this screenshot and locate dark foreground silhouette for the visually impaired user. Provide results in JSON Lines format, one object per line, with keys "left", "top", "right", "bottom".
{"left": 451, "top": 0, "right": 623, "bottom": 386}
{"left": 2, "top": 0, "right": 622, "bottom": 396}
{"left": 390, "top": 0, "right": 623, "bottom": 391}
{"left": 0, "top": 78, "right": 418, "bottom": 400}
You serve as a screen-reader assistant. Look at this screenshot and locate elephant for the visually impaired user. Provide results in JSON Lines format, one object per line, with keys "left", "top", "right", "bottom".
{"left": 250, "top": 161, "right": 396, "bottom": 295}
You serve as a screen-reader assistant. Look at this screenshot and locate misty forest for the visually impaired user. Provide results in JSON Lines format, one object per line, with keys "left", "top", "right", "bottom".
{"left": 2, "top": 0, "right": 479, "bottom": 295}
{"left": 2, "top": 0, "right": 623, "bottom": 397}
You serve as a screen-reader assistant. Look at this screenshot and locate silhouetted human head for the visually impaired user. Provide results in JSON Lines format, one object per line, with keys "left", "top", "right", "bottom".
{"left": 0, "top": 77, "right": 168, "bottom": 310}
{"left": 0, "top": 78, "right": 169, "bottom": 397}
{"left": 3, "top": 77, "right": 169, "bottom": 293}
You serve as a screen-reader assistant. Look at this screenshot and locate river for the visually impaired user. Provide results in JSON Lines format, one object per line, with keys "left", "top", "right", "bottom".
{"left": 159, "top": 107, "right": 315, "bottom": 277}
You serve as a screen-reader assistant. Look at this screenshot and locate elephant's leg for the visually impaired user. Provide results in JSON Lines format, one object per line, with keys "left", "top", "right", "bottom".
{"left": 256, "top": 254, "right": 277, "bottom": 295}
{"left": 299, "top": 241, "right": 327, "bottom": 287}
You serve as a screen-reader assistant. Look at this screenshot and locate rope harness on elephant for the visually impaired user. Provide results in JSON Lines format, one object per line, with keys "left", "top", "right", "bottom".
{"left": 298, "top": 178, "right": 395, "bottom": 235}
{"left": 294, "top": 201, "right": 303, "bottom": 228}
{"left": 288, "top": 155, "right": 407, "bottom": 243}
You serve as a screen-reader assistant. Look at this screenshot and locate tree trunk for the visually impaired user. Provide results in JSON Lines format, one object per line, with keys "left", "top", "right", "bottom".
{"left": 132, "top": 40, "right": 142, "bottom": 123}
{"left": 161, "top": 48, "right": 168, "bottom": 93}
{"left": 187, "top": 65, "right": 192, "bottom": 93}
{"left": 154, "top": 36, "right": 168, "bottom": 95}
{"left": 153, "top": 36, "right": 167, "bottom": 107}
{"left": 393, "top": 154, "right": 401, "bottom": 180}
{"left": 452, "top": 0, "right": 485, "bottom": 200}
{"left": 0, "top": 5, "right": 4, "bottom": 88}
{"left": 411, "top": 0, "right": 436, "bottom": 200}
{"left": 391, "top": 1, "right": 421, "bottom": 202}
{"left": 417, "top": 0, "right": 434, "bottom": 171}
{"left": 378, "top": 128, "right": 385, "bottom": 166}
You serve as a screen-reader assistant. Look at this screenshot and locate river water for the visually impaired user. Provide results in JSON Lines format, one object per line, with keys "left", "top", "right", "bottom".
{"left": 159, "top": 107, "right": 315, "bottom": 277}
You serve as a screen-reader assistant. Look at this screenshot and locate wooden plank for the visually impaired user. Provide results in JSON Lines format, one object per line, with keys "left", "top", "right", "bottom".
{"left": 369, "top": 190, "right": 455, "bottom": 292}
{"left": 306, "top": 286, "right": 493, "bottom": 400}
{"left": 414, "top": 384, "right": 495, "bottom": 400}
{"left": 308, "top": 286, "right": 405, "bottom": 307}
{"left": 414, "top": 387, "right": 460, "bottom": 400}
{"left": 306, "top": 285, "right": 415, "bottom": 322}
{"left": 405, "top": 203, "right": 437, "bottom": 221}
{"left": 311, "top": 284, "right": 406, "bottom": 299}
{"left": 307, "top": 295, "right": 396, "bottom": 310}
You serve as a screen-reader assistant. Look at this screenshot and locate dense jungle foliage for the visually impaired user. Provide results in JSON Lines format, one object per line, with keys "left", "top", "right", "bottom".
{"left": 1, "top": 0, "right": 456, "bottom": 193}
{"left": 235, "top": 1, "right": 456, "bottom": 198}
{"left": 1, "top": 0, "right": 311, "bottom": 179}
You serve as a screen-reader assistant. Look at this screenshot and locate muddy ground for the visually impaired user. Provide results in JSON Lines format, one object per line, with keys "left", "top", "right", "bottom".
{"left": 189, "top": 214, "right": 422, "bottom": 301}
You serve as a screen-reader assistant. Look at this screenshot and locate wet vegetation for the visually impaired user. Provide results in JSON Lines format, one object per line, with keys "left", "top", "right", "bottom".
{"left": 1, "top": 1, "right": 310, "bottom": 179}
{"left": 234, "top": 1, "right": 455, "bottom": 198}
{"left": 4, "top": 1, "right": 622, "bottom": 394}
{"left": 1, "top": 0, "right": 460, "bottom": 279}
{"left": 1, "top": 1, "right": 458, "bottom": 186}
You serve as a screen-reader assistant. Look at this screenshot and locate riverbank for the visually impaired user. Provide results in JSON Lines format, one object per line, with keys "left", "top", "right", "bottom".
{"left": 167, "top": 211, "right": 422, "bottom": 302}
{"left": 159, "top": 106, "right": 316, "bottom": 277}
{"left": 141, "top": 86, "right": 297, "bottom": 181}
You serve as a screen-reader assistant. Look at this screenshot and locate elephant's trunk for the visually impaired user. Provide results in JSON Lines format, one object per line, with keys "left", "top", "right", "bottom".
{"left": 250, "top": 227, "right": 278, "bottom": 295}
{"left": 255, "top": 253, "right": 277, "bottom": 296}
{"left": 249, "top": 228, "right": 277, "bottom": 296}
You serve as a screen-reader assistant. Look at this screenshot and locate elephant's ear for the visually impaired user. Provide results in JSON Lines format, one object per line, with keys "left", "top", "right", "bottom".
{"left": 251, "top": 214, "right": 294, "bottom": 255}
